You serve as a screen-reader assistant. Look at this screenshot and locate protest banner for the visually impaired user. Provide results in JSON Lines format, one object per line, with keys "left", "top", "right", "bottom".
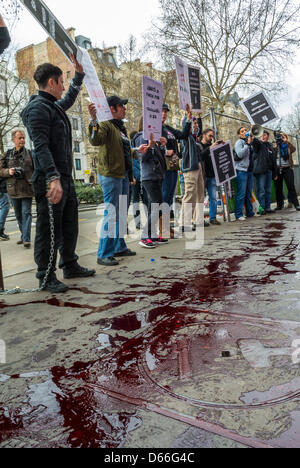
{"left": 80, "top": 48, "right": 112, "bottom": 123}
{"left": 175, "top": 57, "right": 202, "bottom": 112}
{"left": 241, "top": 92, "right": 279, "bottom": 126}
{"left": 210, "top": 141, "right": 237, "bottom": 187}
{"left": 142, "top": 76, "right": 163, "bottom": 141}
{"left": 21, "top": 0, "right": 82, "bottom": 62}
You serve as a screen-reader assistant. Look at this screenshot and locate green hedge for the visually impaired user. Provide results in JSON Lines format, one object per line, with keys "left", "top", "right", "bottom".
{"left": 75, "top": 182, "right": 103, "bottom": 205}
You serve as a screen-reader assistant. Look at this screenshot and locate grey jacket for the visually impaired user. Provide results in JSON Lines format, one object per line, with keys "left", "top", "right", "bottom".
{"left": 234, "top": 139, "right": 251, "bottom": 172}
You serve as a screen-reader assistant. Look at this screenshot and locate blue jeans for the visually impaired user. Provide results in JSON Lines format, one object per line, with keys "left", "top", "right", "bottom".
{"left": 0, "top": 193, "right": 10, "bottom": 231}
{"left": 11, "top": 198, "right": 32, "bottom": 243}
{"left": 206, "top": 177, "right": 217, "bottom": 221}
{"left": 98, "top": 175, "right": 129, "bottom": 259}
{"left": 255, "top": 174, "right": 268, "bottom": 210}
{"left": 163, "top": 171, "right": 178, "bottom": 207}
{"left": 235, "top": 171, "right": 254, "bottom": 219}
{"left": 265, "top": 170, "right": 273, "bottom": 211}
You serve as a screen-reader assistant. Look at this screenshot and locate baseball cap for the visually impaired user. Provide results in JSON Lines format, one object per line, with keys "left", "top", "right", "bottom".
{"left": 162, "top": 104, "right": 170, "bottom": 112}
{"left": 107, "top": 96, "right": 128, "bottom": 107}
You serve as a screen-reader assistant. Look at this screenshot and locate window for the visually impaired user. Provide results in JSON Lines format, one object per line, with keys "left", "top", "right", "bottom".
{"left": 72, "top": 118, "right": 79, "bottom": 131}
{"left": 75, "top": 159, "right": 81, "bottom": 171}
{"left": 74, "top": 141, "right": 80, "bottom": 153}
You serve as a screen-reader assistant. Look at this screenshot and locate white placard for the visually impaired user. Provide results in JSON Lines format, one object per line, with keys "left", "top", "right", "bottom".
{"left": 241, "top": 91, "right": 279, "bottom": 126}
{"left": 175, "top": 57, "right": 202, "bottom": 112}
{"left": 80, "top": 48, "right": 113, "bottom": 123}
{"left": 175, "top": 56, "right": 191, "bottom": 111}
{"left": 142, "top": 76, "right": 163, "bottom": 141}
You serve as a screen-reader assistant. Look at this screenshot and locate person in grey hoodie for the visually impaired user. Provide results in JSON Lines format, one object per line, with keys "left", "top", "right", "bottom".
{"left": 234, "top": 127, "right": 257, "bottom": 221}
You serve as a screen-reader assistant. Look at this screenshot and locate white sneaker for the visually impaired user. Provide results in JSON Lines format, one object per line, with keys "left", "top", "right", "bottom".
{"left": 237, "top": 217, "right": 246, "bottom": 221}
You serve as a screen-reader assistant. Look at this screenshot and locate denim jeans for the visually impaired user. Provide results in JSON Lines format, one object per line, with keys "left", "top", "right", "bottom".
{"left": 265, "top": 170, "right": 273, "bottom": 211}
{"left": 163, "top": 171, "right": 178, "bottom": 207}
{"left": 11, "top": 198, "right": 32, "bottom": 243}
{"left": 255, "top": 174, "right": 268, "bottom": 210}
{"left": 0, "top": 193, "right": 10, "bottom": 231}
{"left": 206, "top": 177, "right": 217, "bottom": 221}
{"left": 98, "top": 174, "right": 129, "bottom": 259}
{"left": 235, "top": 171, "right": 254, "bottom": 219}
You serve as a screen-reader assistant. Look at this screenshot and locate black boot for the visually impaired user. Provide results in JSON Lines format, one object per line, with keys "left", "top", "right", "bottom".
{"left": 39, "top": 273, "right": 69, "bottom": 293}
{"left": 63, "top": 263, "right": 96, "bottom": 279}
{"left": 0, "top": 229, "right": 10, "bottom": 241}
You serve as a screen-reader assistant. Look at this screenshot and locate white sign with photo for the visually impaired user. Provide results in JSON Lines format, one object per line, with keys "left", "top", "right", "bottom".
{"left": 175, "top": 57, "right": 202, "bottom": 112}
{"left": 80, "top": 48, "right": 113, "bottom": 123}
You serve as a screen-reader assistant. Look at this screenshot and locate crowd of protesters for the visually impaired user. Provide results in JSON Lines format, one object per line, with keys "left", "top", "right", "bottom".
{"left": 1, "top": 25, "right": 300, "bottom": 292}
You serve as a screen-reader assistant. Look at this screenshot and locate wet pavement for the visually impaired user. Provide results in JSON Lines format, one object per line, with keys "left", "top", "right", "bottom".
{"left": 0, "top": 212, "right": 300, "bottom": 448}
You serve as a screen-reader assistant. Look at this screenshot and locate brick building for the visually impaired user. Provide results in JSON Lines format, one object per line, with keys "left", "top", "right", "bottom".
{"left": 15, "top": 30, "right": 249, "bottom": 183}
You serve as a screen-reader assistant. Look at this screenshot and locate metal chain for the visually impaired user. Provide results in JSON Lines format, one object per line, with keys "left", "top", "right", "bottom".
{"left": 0, "top": 201, "right": 55, "bottom": 296}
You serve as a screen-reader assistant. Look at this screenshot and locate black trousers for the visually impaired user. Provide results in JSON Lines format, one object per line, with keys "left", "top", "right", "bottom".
{"left": 275, "top": 167, "right": 299, "bottom": 209}
{"left": 34, "top": 176, "right": 79, "bottom": 278}
{"left": 142, "top": 180, "right": 164, "bottom": 240}
{"left": 132, "top": 180, "right": 148, "bottom": 226}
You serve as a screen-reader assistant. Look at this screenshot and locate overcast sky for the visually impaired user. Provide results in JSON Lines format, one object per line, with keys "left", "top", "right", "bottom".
{"left": 5, "top": 0, "right": 300, "bottom": 118}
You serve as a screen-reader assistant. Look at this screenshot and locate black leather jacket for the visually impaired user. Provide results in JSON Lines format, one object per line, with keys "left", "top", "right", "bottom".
{"left": 21, "top": 72, "right": 84, "bottom": 184}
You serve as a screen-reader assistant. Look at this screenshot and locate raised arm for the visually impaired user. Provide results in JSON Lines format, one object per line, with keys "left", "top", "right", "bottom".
{"left": 57, "top": 54, "right": 85, "bottom": 111}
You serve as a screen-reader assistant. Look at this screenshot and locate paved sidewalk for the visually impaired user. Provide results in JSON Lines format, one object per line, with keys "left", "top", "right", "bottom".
{"left": 0, "top": 209, "right": 300, "bottom": 448}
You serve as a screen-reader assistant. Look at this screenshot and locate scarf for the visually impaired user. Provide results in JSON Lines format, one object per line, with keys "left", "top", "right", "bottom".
{"left": 112, "top": 120, "right": 131, "bottom": 172}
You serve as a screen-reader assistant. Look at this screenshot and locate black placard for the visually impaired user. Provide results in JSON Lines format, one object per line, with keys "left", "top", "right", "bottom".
{"left": 188, "top": 67, "right": 201, "bottom": 111}
{"left": 241, "top": 92, "right": 278, "bottom": 126}
{"left": 210, "top": 141, "right": 237, "bottom": 186}
{"left": 21, "top": 0, "right": 80, "bottom": 62}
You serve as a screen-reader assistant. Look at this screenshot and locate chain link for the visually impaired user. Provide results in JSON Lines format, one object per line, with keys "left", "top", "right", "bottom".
{"left": 0, "top": 201, "right": 55, "bottom": 296}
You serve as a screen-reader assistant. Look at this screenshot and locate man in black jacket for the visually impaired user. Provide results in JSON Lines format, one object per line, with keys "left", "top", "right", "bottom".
{"left": 253, "top": 132, "right": 277, "bottom": 214}
{"left": 0, "top": 14, "right": 11, "bottom": 55}
{"left": 21, "top": 58, "right": 95, "bottom": 293}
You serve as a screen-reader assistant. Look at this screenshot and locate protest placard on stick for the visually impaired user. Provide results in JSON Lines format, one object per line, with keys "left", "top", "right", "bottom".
{"left": 210, "top": 141, "right": 237, "bottom": 187}
{"left": 80, "top": 48, "right": 112, "bottom": 123}
{"left": 175, "top": 57, "right": 202, "bottom": 112}
{"left": 241, "top": 92, "right": 279, "bottom": 126}
{"left": 142, "top": 76, "right": 163, "bottom": 141}
{"left": 21, "top": 0, "right": 82, "bottom": 63}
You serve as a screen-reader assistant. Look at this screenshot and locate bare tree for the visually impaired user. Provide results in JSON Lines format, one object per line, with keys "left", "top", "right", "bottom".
{"left": 0, "top": 60, "right": 29, "bottom": 153}
{"left": 152, "top": 0, "right": 300, "bottom": 111}
{"left": 283, "top": 102, "right": 300, "bottom": 134}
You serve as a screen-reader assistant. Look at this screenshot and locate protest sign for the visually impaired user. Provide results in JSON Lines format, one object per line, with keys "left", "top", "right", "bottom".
{"left": 21, "top": 0, "right": 82, "bottom": 63}
{"left": 188, "top": 66, "right": 201, "bottom": 112}
{"left": 175, "top": 56, "right": 191, "bottom": 111}
{"left": 80, "top": 48, "right": 112, "bottom": 123}
{"left": 175, "top": 57, "right": 202, "bottom": 112}
{"left": 142, "top": 76, "right": 163, "bottom": 141}
{"left": 241, "top": 92, "right": 279, "bottom": 126}
{"left": 210, "top": 141, "right": 237, "bottom": 187}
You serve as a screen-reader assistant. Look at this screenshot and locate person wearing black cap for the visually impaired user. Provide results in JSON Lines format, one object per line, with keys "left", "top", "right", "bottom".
{"left": 161, "top": 103, "right": 192, "bottom": 235}
{"left": 0, "top": 15, "right": 11, "bottom": 55}
{"left": 88, "top": 96, "right": 136, "bottom": 267}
